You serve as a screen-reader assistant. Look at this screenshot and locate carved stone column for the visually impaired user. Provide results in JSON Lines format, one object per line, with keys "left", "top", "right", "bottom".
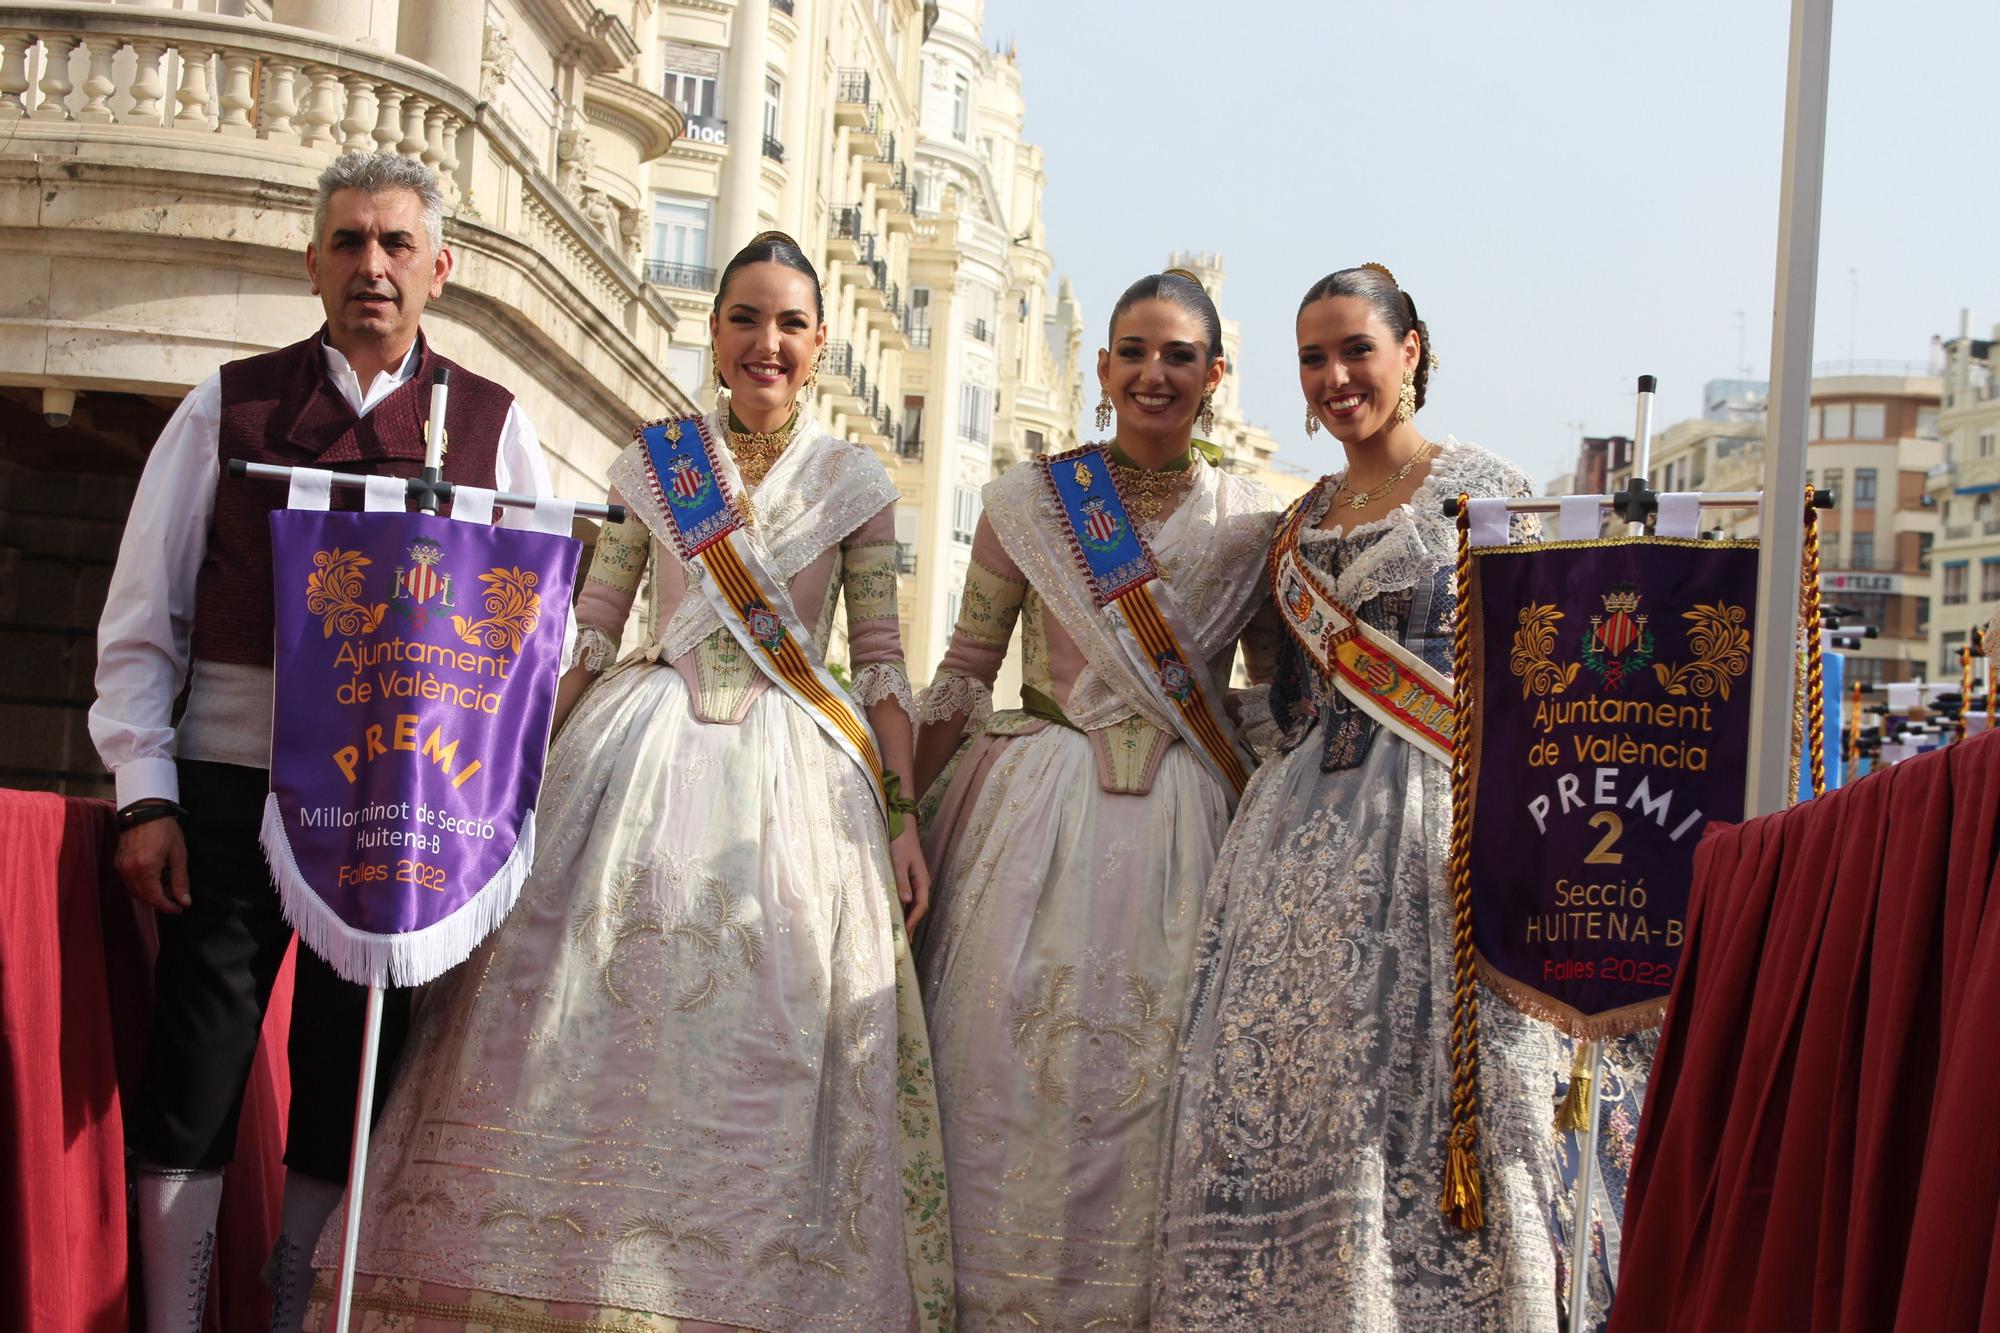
{"left": 715, "top": 0, "right": 770, "bottom": 257}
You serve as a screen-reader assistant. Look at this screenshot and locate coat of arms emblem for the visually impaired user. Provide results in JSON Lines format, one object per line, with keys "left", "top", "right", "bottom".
{"left": 391, "top": 539, "right": 454, "bottom": 608}
{"left": 1079, "top": 496, "right": 1124, "bottom": 550}
{"left": 1583, "top": 582, "right": 1653, "bottom": 688}
{"left": 1158, "top": 651, "right": 1194, "bottom": 703}
{"left": 666, "top": 454, "right": 711, "bottom": 507}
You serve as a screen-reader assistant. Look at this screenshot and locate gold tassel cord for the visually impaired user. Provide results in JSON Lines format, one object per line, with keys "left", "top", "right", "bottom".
{"left": 1800, "top": 488, "right": 1826, "bottom": 799}
{"left": 1553, "top": 1041, "right": 1596, "bottom": 1133}
{"left": 1440, "top": 493, "right": 1485, "bottom": 1230}
{"left": 1959, "top": 630, "right": 1979, "bottom": 744}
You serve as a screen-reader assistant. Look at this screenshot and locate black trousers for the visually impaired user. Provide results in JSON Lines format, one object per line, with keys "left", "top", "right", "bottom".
{"left": 128, "top": 760, "right": 411, "bottom": 1181}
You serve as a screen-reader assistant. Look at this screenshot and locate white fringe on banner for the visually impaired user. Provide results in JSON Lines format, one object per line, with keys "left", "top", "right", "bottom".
{"left": 260, "top": 794, "right": 536, "bottom": 988}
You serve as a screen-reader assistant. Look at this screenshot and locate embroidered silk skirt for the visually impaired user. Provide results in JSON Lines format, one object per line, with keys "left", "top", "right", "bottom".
{"left": 918, "top": 723, "right": 1232, "bottom": 1329}
{"left": 1151, "top": 732, "right": 1576, "bottom": 1331}
{"left": 309, "top": 661, "right": 953, "bottom": 1331}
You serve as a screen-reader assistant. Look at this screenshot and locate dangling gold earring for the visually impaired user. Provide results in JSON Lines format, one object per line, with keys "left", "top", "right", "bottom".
{"left": 1094, "top": 390, "right": 1112, "bottom": 434}
{"left": 1305, "top": 409, "right": 1321, "bottom": 438}
{"left": 711, "top": 348, "right": 729, "bottom": 416}
{"left": 1395, "top": 368, "right": 1417, "bottom": 423}
{"left": 1196, "top": 393, "right": 1216, "bottom": 436}
{"left": 802, "top": 351, "right": 822, "bottom": 403}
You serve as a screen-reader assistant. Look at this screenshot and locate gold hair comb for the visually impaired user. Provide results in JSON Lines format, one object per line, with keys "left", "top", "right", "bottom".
{"left": 749, "top": 229, "right": 803, "bottom": 250}
{"left": 1162, "top": 266, "right": 1207, "bottom": 292}
{"left": 1359, "top": 261, "right": 1398, "bottom": 285}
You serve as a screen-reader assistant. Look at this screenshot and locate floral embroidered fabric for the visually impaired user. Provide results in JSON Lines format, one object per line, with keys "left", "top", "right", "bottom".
{"left": 1154, "top": 440, "right": 1645, "bottom": 1331}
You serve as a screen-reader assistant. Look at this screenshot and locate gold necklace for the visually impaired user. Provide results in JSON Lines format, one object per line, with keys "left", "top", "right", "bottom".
{"left": 1111, "top": 458, "right": 1197, "bottom": 525}
{"left": 1333, "top": 438, "right": 1435, "bottom": 511}
{"left": 727, "top": 418, "right": 797, "bottom": 487}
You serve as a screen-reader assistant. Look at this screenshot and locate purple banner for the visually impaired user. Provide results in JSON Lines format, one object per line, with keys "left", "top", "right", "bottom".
{"left": 263, "top": 508, "right": 579, "bottom": 986}
{"left": 1465, "top": 538, "right": 1759, "bottom": 1037}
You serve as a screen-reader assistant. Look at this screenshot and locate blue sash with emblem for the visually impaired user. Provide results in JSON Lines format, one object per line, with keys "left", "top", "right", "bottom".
{"left": 1040, "top": 445, "right": 1254, "bottom": 797}
{"left": 636, "top": 414, "right": 887, "bottom": 814}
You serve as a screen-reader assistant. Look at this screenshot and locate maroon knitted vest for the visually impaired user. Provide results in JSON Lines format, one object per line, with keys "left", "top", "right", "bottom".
{"left": 191, "top": 332, "right": 514, "bottom": 666}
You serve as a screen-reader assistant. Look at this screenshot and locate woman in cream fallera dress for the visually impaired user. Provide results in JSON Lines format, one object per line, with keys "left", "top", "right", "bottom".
{"left": 306, "top": 404, "right": 952, "bottom": 1331}
{"left": 913, "top": 257, "right": 1283, "bottom": 1333}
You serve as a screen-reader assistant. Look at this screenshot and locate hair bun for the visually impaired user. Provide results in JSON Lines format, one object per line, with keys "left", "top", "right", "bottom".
{"left": 748, "top": 229, "right": 804, "bottom": 251}
{"left": 1161, "top": 266, "right": 1208, "bottom": 294}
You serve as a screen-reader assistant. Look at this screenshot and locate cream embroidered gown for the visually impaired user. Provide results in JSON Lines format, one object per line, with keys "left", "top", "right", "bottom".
{"left": 1151, "top": 439, "right": 1650, "bottom": 1331}
{"left": 915, "top": 451, "right": 1280, "bottom": 1330}
{"left": 308, "top": 413, "right": 952, "bottom": 1332}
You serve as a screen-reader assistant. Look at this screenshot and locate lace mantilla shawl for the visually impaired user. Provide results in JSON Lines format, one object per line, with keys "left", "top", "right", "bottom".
{"left": 1302, "top": 435, "right": 1537, "bottom": 610}
{"left": 608, "top": 410, "right": 898, "bottom": 666}
{"left": 982, "top": 453, "right": 1281, "bottom": 733}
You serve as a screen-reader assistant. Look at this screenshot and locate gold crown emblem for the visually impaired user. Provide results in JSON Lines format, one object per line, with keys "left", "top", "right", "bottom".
{"left": 1602, "top": 586, "right": 1641, "bottom": 613}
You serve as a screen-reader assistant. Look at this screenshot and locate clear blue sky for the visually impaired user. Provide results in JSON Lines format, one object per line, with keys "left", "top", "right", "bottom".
{"left": 981, "top": 0, "right": 2000, "bottom": 488}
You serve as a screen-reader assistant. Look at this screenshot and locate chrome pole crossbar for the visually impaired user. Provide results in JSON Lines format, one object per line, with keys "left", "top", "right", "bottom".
{"left": 1443, "top": 488, "right": 1833, "bottom": 518}
{"left": 227, "top": 459, "right": 625, "bottom": 525}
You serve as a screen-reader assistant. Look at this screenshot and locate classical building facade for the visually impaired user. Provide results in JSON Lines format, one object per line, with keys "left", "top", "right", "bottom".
{"left": 1929, "top": 313, "right": 2000, "bottom": 679}
{"left": 646, "top": 0, "right": 1084, "bottom": 679}
{"left": 1, "top": 0, "right": 695, "bottom": 794}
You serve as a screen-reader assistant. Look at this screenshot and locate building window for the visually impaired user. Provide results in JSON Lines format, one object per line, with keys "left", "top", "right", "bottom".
{"left": 1025, "top": 429, "right": 1046, "bottom": 456}
{"left": 902, "top": 394, "right": 925, "bottom": 448}
{"left": 662, "top": 41, "right": 721, "bottom": 118}
{"left": 1917, "top": 531, "right": 1933, "bottom": 571}
{"left": 648, "top": 194, "right": 712, "bottom": 285}
{"left": 1942, "top": 632, "right": 1966, "bottom": 676}
{"left": 951, "top": 75, "right": 970, "bottom": 142}
{"left": 908, "top": 287, "right": 932, "bottom": 346}
{"left": 1984, "top": 560, "right": 2000, "bottom": 602}
{"left": 763, "top": 76, "right": 781, "bottom": 145}
{"left": 945, "top": 589, "right": 962, "bottom": 629}
{"left": 1820, "top": 404, "right": 1852, "bottom": 440}
{"left": 1822, "top": 468, "right": 1844, "bottom": 505}
{"left": 959, "top": 384, "right": 991, "bottom": 443}
{"left": 1852, "top": 403, "right": 1885, "bottom": 440}
{"left": 952, "top": 486, "right": 979, "bottom": 543}
{"left": 1850, "top": 532, "right": 1874, "bottom": 569}
{"left": 1981, "top": 431, "right": 1997, "bottom": 459}
{"left": 1853, "top": 467, "right": 1877, "bottom": 507}
{"left": 1917, "top": 407, "right": 1939, "bottom": 439}
{"left": 1943, "top": 562, "right": 1968, "bottom": 606}
{"left": 664, "top": 344, "right": 704, "bottom": 396}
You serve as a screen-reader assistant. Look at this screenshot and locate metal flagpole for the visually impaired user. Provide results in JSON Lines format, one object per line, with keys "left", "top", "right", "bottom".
{"left": 1567, "top": 374, "right": 1660, "bottom": 1328}
{"left": 1569, "top": 1041, "right": 1606, "bottom": 1330}
{"left": 333, "top": 367, "right": 450, "bottom": 1333}
{"left": 1745, "top": 0, "right": 1836, "bottom": 817}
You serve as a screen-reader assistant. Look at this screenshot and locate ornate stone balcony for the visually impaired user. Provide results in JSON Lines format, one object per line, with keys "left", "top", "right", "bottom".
{"left": 0, "top": 2, "right": 690, "bottom": 475}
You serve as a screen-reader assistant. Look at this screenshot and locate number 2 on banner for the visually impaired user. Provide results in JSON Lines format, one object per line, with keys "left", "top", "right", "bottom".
{"left": 1584, "top": 811, "right": 1626, "bottom": 865}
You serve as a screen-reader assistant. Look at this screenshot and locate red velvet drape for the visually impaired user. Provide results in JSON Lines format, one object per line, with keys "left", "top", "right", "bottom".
{"left": 0, "top": 788, "right": 294, "bottom": 1333}
{"left": 1612, "top": 730, "right": 2000, "bottom": 1332}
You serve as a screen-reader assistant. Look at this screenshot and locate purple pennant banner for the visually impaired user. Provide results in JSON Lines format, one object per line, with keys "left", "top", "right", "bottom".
{"left": 1465, "top": 537, "right": 1759, "bottom": 1038}
{"left": 262, "top": 507, "right": 579, "bottom": 987}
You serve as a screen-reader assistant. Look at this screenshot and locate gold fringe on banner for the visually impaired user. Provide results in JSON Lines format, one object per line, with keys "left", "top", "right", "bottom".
{"left": 1441, "top": 493, "right": 1485, "bottom": 1231}
{"left": 1801, "top": 487, "right": 1826, "bottom": 799}
{"left": 1553, "top": 1041, "right": 1596, "bottom": 1133}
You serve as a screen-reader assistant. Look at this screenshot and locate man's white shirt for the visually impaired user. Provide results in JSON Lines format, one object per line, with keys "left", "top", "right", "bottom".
{"left": 89, "top": 340, "right": 553, "bottom": 808}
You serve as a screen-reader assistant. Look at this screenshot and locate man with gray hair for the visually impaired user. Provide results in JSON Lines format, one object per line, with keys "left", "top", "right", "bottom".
{"left": 90, "top": 152, "right": 551, "bottom": 1332}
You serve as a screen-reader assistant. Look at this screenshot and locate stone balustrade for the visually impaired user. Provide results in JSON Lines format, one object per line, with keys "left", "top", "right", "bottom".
{"left": 0, "top": 4, "right": 472, "bottom": 196}
{"left": 0, "top": 2, "right": 673, "bottom": 371}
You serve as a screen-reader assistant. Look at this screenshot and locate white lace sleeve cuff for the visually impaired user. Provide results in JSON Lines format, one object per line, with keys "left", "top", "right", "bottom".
{"left": 569, "top": 625, "right": 620, "bottom": 674}
{"left": 850, "top": 661, "right": 916, "bottom": 718}
{"left": 1233, "top": 684, "right": 1281, "bottom": 759}
{"left": 914, "top": 671, "right": 994, "bottom": 736}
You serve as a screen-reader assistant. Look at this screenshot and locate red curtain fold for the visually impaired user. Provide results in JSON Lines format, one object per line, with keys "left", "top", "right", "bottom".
{"left": 0, "top": 788, "right": 294, "bottom": 1333}
{"left": 1613, "top": 732, "right": 2000, "bottom": 1333}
